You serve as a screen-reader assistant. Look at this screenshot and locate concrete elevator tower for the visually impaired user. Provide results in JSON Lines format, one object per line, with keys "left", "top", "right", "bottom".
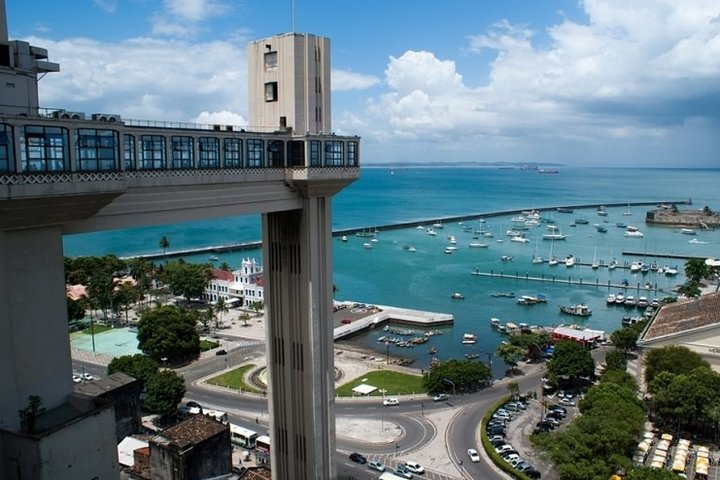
{"left": 248, "top": 34, "right": 340, "bottom": 479}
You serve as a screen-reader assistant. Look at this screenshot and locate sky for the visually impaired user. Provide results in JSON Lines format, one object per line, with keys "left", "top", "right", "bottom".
{"left": 6, "top": 0, "right": 720, "bottom": 167}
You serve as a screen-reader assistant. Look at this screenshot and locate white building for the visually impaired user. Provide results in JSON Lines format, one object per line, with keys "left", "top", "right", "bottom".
{"left": 205, "top": 258, "right": 264, "bottom": 309}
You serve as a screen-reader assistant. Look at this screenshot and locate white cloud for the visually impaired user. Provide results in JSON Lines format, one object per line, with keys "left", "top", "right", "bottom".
{"left": 331, "top": 70, "right": 381, "bottom": 91}
{"left": 34, "top": 36, "right": 248, "bottom": 124}
{"left": 342, "top": 0, "right": 720, "bottom": 166}
{"left": 163, "top": 0, "right": 230, "bottom": 22}
{"left": 92, "top": 0, "right": 117, "bottom": 14}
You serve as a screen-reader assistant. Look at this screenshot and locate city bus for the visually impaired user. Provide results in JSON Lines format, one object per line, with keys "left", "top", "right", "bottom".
{"left": 255, "top": 435, "right": 271, "bottom": 455}
{"left": 229, "top": 424, "right": 258, "bottom": 449}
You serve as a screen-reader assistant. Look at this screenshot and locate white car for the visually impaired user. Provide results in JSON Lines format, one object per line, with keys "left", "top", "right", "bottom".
{"left": 82, "top": 373, "right": 94, "bottom": 381}
{"left": 383, "top": 398, "right": 399, "bottom": 406}
{"left": 404, "top": 461, "right": 424, "bottom": 474}
{"left": 467, "top": 448, "right": 480, "bottom": 462}
{"left": 72, "top": 374, "right": 82, "bottom": 383}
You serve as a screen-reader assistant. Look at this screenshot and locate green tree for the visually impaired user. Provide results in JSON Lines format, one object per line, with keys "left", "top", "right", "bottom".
{"left": 603, "top": 349, "right": 627, "bottom": 372}
{"left": 239, "top": 312, "right": 251, "bottom": 327}
{"left": 676, "top": 282, "right": 702, "bottom": 298}
{"left": 250, "top": 300, "right": 264, "bottom": 316}
{"left": 214, "top": 297, "right": 229, "bottom": 328}
{"left": 107, "top": 354, "right": 159, "bottom": 388}
{"left": 546, "top": 340, "right": 595, "bottom": 386}
{"left": 423, "top": 358, "right": 491, "bottom": 394}
{"left": 644, "top": 345, "right": 708, "bottom": 387}
{"left": 508, "top": 331, "right": 551, "bottom": 361}
{"left": 113, "top": 281, "right": 141, "bottom": 323}
{"left": 87, "top": 271, "right": 115, "bottom": 321}
{"left": 67, "top": 297, "right": 86, "bottom": 322}
{"left": 496, "top": 343, "right": 525, "bottom": 375}
{"left": 610, "top": 323, "right": 645, "bottom": 354}
{"left": 650, "top": 366, "right": 720, "bottom": 432}
{"left": 137, "top": 305, "right": 201, "bottom": 363}
{"left": 159, "top": 235, "right": 170, "bottom": 258}
{"left": 143, "top": 369, "right": 186, "bottom": 416}
{"left": 625, "top": 467, "right": 687, "bottom": 480}
{"left": 127, "top": 258, "right": 155, "bottom": 310}
{"left": 684, "top": 257, "right": 709, "bottom": 285}
{"left": 157, "top": 260, "right": 212, "bottom": 302}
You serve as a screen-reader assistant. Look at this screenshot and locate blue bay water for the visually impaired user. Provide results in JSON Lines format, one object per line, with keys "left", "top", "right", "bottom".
{"left": 64, "top": 167, "right": 720, "bottom": 376}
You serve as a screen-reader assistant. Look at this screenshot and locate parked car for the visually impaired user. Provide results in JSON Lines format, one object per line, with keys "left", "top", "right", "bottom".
{"left": 368, "top": 460, "right": 385, "bottom": 472}
{"left": 432, "top": 393, "right": 449, "bottom": 402}
{"left": 542, "top": 417, "right": 560, "bottom": 426}
{"left": 72, "top": 374, "right": 82, "bottom": 383}
{"left": 560, "top": 397, "right": 576, "bottom": 406}
{"left": 467, "top": 448, "right": 481, "bottom": 462}
{"left": 404, "top": 461, "right": 424, "bottom": 474}
{"left": 349, "top": 452, "right": 366, "bottom": 464}
{"left": 516, "top": 462, "right": 533, "bottom": 472}
{"left": 495, "top": 444, "right": 514, "bottom": 454}
{"left": 525, "top": 469, "right": 542, "bottom": 479}
{"left": 504, "top": 402, "right": 520, "bottom": 411}
{"left": 215, "top": 349, "right": 227, "bottom": 355}
{"left": 383, "top": 398, "right": 400, "bottom": 406}
{"left": 81, "top": 372, "right": 94, "bottom": 381}
{"left": 394, "top": 465, "right": 413, "bottom": 479}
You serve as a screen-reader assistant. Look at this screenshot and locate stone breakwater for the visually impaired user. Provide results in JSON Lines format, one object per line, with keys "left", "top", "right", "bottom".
{"left": 646, "top": 209, "right": 720, "bottom": 228}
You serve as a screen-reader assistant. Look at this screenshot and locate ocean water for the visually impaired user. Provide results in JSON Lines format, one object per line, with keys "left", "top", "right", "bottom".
{"left": 64, "top": 167, "right": 720, "bottom": 376}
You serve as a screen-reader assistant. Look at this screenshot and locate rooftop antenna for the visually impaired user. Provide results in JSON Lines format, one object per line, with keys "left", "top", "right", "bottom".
{"left": 291, "top": 0, "right": 295, "bottom": 33}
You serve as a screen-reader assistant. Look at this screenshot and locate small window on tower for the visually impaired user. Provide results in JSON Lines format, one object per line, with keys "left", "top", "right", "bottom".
{"left": 265, "top": 82, "right": 278, "bottom": 102}
{"left": 264, "top": 51, "right": 278, "bottom": 69}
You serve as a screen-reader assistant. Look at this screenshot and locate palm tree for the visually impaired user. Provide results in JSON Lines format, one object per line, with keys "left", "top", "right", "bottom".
{"left": 158, "top": 236, "right": 170, "bottom": 259}
{"left": 215, "top": 297, "right": 229, "bottom": 327}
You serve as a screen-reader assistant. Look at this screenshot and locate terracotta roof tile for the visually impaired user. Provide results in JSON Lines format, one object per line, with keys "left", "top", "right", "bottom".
{"left": 642, "top": 292, "right": 720, "bottom": 341}
{"left": 162, "top": 413, "right": 227, "bottom": 445}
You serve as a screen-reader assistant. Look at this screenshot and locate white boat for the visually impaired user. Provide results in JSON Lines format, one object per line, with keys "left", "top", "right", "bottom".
{"left": 664, "top": 266, "right": 679, "bottom": 276}
{"left": 408, "top": 246, "right": 417, "bottom": 252}
{"left": 511, "top": 235, "right": 530, "bottom": 243}
{"left": 451, "top": 292, "right": 465, "bottom": 300}
{"left": 608, "top": 258, "right": 618, "bottom": 270}
{"left": 448, "top": 235, "right": 457, "bottom": 244}
{"left": 565, "top": 255, "right": 576, "bottom": 267}
{"left": 501, "top": 255, "right": 513, "bottom": 262}
{"left": 506, "top": 229, "right": 522, "bottom": 237}
{"left": 607, "top": 293, "right": 616, "bottom": 304}
{"left": 444, "top": 247, "right": 454, "bottom": 254}
{"left": 433, "top": 221, "right": 444, "bottom": 229}
{"left": 416, "top": 225, "right": 425, "bottom": 230}
{"left": 427, "top": 228, "right": 437, "bottom": 236}
{"left": 469, "top": 241, "right": 489, "bottom": 248}
{"left": 363, "top": 242, "right": 373, "bottom": 249}
{"left": 548, "top": 257, "right": 559, "bottom": 266}
{"left": 209, "top": 255, "right": 219, "bottom": 261}
{"left": 615, "top": 293, "right": 625, "bottom": 304}
{"left": 624, "top": 230, "right": 644, "bottom": 238}
{"left": 490, "top": 318, "right": 502, "bottom": 327}
{"left": 591, "top": 247, "right": 599, "bottom": 269}
{"left": 680, "top": 228, "right": 696, "bottom": 235}
{"left": 688, "top": 238, "right": 708, "bottom": 244}
{"left": 542, "top": 232, "right": 567, "bottom": 240}
{"left": 462, "top": 333, "right": 477, "bottom": 344}
{"left": 445, "top": 245, "right": 458, "bottom": 251}
{"left": 630, "top": 261, "right": 644, "bottom": 273}
{"left": 341, "top": 235, "right": 348, "bottom": 242}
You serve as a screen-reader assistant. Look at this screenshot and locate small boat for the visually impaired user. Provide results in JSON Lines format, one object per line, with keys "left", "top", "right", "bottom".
{"left": 510, "top": 235, "right": 530, "bottom": 243}
{"left": 594, "top": 224, "right": 608, "bottom": 233}
{"left": 428, "top": 346, "right": 437, "bottom": 354}
{"left": 565, "top": 255, "right": 576, "bottom": 267}
{"left": 559, "top": 304, "right": 592, "bottom": 317}
{"left": 637, "top": 297, "right": 649, "bottom": 308}
{"left": 490, "top": 318, "right": 502, "bottom": 327}
{"left": 408, "top": 246, "right": 417, "bottom": 252}
{"left": 490, "top": 292, "right": 515, "bottom": 298}
{"left": 608, "top": 258, "right": 618, "bottom": 270}
{"left": 607, "top": 293, "right": 616, "bottom": 304}
{"left": 630, "top": 261, "right": 644, "bottom": 273}
{"left": 462, "top": 333, "right": 477, "bottom": 344}
{"left": 433, "top": 221, "right": 444, "bottom": 229}
{"left": 680, "top": 228, "right": 696, "bottom": 235}
{"left": 469, "top": 241, "right": 489, "bottom": 248}
{"left": 688, "top": 238, "right": 708, "bottom": 244}
{"left": 542, "top": 232, "right": 567, "bottom": 240}
{"left": 209, "top": 255, "right": 219, "bottom": 261}
{"left": 615, "top": 293, "right": 625, "bottom": 304}
{"left": 448, "top": 235, "right": 457, "bottom": 244}
{"left": 444, "top": 248, "right": 454, "bottom": 254}
{"left": 451, "top": 292, "right": 465, "bottom": 300}
{"left": 416, "top": 225, "right": 425, "bottom": 230}
{"left": 341, "top": 236, "right": 348, "bottom": 242}
{"left": 427, "top": 228, "right": 437, "bottom": 236}
{"left": 548, "top": 256, "right": 559, "bottom": 266}
{"left": 506, "top": 229, "right": 522, "bottom": 237}
{"left": 624, "top": 230, "right": 644, "bottom": 238}
{"left": 597, "top": 206, "right": 608, "bottom": 216}
{"left": 465, "top": 353, "right": 480, "bottom": 360}
{"left": 616, "top": 222, "right": 627, "bottom": 228}
{"left": 624, "top": 296, "right": 637, "bottom": 308}
{"left": 532, "top": 255, "right": 544, "bottom": 264}
{"left": 664, "top": 266, "right": 679, "bottom": 276}
{"left": 363, "top": 242, "right": 373, "bottom": 249}
{"left": 574, "top": 217, "right": 589, "bottom": 225}
{"left": 556, "top": 207, "right": 574, "bottom": 213}
{"left": 501, "top": 255, "right": 513, "bottom": 262}
{"left": 622, "top": 206, "right": 633, "bottom": 216}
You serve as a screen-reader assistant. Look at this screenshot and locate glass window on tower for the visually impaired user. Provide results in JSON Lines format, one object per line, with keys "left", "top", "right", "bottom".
{"left": 265, "top": 82, "right": 278, "bottom": 102}
{"left": 264, "top": 51, "right": 277, "bottom": 69}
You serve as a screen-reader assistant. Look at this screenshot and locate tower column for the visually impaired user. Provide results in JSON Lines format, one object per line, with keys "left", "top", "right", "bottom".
{"left": 0, "top": 226, "right": 73, "bottom": 430}
{"left": 262, "top": 196, "right": 336, "bottom": 480}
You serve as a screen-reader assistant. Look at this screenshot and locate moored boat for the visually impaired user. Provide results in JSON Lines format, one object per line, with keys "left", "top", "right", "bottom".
{"left": 559, "top": 304, "right": 592, "bottom": 317}
{"left": 451, "top": 292, "right": 465, "bottom": 300}
{"left": 462, "top": 333, "right": 477, "bottom": 344}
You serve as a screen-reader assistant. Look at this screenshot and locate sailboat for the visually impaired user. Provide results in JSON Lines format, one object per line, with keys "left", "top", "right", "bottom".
{"left": 547, "top": 239, "right": 559, "bottom": 266}
{"left": 531, "top": 240, "right": 544, "bottom": 264}
{"left": 591, "top": 247, "right": 600, "bottom": 269}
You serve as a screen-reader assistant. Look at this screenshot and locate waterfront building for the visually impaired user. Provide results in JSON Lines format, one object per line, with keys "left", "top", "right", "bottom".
{"left": 0, "top": 0, "right": 358, "bottom": 477}
{"left": 205, "top": 258, "right": 265, "bottom": 308}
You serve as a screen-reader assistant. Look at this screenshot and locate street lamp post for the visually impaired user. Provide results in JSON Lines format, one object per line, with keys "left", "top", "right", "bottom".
{"left": 442, "top": 378, "right": 456, "bottom": 395}
{"left": 385, "top": 339, "right": 390, "bottom": 364}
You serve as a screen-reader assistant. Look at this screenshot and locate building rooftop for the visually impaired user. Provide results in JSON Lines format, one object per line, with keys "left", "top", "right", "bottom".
{"left": 155, "top": 413, "right": 227, "bottom": 449}
{"left": 74, "top": 371, "right": 138, "bottom": 397}
{"left": 641, "top": 291, "right": 720, "bottom": 341}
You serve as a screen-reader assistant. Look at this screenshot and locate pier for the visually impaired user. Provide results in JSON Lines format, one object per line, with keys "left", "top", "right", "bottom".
{"left": 472, "top": 269, "right": 668, "bottom": 294}
{"left": 127, "top": 199, "right": 692, "bottom": 261}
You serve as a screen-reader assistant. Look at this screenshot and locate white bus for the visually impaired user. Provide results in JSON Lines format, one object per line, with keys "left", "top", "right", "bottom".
{"left": 230, "top": 424, "right": 258, "bottom": 449}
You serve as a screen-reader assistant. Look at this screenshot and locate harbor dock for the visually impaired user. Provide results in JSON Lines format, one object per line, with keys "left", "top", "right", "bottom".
{"left": 471, "top": 269, "right": 667, "bottom": 294}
